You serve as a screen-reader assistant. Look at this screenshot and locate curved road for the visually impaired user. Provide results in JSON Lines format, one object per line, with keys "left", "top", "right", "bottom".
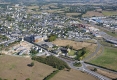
{"left": 59, "top": 57, "right": 111, "bottom": 80}
{"left": 83, "top": 40, "right": 101, "bottom": 61}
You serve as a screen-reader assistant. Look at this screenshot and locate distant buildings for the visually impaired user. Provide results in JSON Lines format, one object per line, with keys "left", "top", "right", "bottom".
{"left": 31, "top": 35, "right": 47, "bottom": 43}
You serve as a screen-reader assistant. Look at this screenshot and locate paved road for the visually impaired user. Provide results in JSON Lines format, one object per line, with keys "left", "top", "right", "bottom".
{"left": 25, "top": 38, "right": 111, "bottom": 80}
{"left": 83, "top": 40, "right": 101, "bottom": 61}
{"left": 59, "top": 57, "right": 111, "bottom": 80}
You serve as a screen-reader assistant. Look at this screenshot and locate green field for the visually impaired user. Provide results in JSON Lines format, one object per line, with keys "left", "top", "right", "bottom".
{"left": 102, "top": 11, "right": 117, "bottom": 16}
{"left": 90, "top": 47, "right": 117, "bottom": 70}
{"left": 68, "top": 50, "right": 76, "bottom": 56}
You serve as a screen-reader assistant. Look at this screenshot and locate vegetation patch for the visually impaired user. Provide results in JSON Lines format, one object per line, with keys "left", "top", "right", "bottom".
{"left": 90, "top": 47, "right": 117, "bottom": 70}
{"left": 43, "top": 70, "right": 59, "bottom": 80}
{"left": 75, "top": 47, "right": 88, "bottom": 60}
{"left": 32, "top": 55, "right": 71, "bottom": 70}
{"left": 73, "top": 62, "right": 82, "bottom": 67}
{"left": 102, "top": 11, "right": 117, "bottom": 16}
{"left": 48, "top": 34, "right": 57, "bottom": 42}
{"left": 68, "top": 49, "right": 76, "bottom": 56}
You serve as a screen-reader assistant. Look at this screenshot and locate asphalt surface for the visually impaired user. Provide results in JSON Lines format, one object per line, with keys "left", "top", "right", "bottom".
{"left": 83, "top": 40, "right": 101, "bottom": 61}
{"left": 59, "top": 57, "right": 111, "bottom": 80}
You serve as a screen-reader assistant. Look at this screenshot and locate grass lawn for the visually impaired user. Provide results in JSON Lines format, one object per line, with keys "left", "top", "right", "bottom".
{"left": 68, "top": 49, "right": 76, "bottom": 56}
{"left": 102, "top": 11, "right": 117, "bottom": 16}
{"left": 90, "top": 47, "right": 117, "bottom": 71}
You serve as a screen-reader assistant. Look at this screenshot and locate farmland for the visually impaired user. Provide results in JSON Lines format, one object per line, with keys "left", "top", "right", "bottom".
{"left": 66, "top": 13, "right": 81, "bottom": 17}
{"left": 0, "top": 55, "right": 55, "bottom": 80}
{"left": 90, "top": 47, "right": 117, "bottom": 71}
{"left": 51, "top": 69, "right": 97, "bottom": 80}
{"left": 83, "top": 11, "right": 104, "bottom": 17}
{"left": 102, "top": 11, "right": 117, "bottom": 16}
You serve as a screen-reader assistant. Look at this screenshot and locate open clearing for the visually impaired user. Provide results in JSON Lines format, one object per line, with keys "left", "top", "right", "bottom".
{"left": 90, "top": 47, "right": 117, "bottom": 71}
{"left": 83, "top": 11, "right": 104, "bottom": 17}
{"left": 66, "top": 13, "right": 81, "bottom": 17}
{"left": 51, "top": 69, "right": 97, "bottom": 80}
{"left": 52, "top": 39, "right": 97, "bottom": 50}
{"left": 0, "top": 55, "right": 55, "bottom": 80}
{"left": 102, "top": 11, "right": 117, "bottom": 16}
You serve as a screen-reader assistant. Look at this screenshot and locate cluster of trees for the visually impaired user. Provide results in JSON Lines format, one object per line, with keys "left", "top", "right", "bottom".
{"left": 75, "top": 47, "right": 87, "bottom": 60}
{"left": 32, "top": 55, "right": 71, "bottom": 70}
{"left": 30, "top": 49, "right": 38, "bottom": 56}
{"left": 101, "top": 5, "right": 117, "bottom": 11}
{"left": 73, "top": 62, "right": 81, "bottom": 67}
{"left": 0, "top": 35, "right": 9, "bottom": 41}
{"left": 48, "top": 34, "right": 57, "bottom": 42}
{"left": 43, "top": 70, "right": 59, "bottom": 80}
{"left": 65, "top": 45, "right": 73, "bottom": 50}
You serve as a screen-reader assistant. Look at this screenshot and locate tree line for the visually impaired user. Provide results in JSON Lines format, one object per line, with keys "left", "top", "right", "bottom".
{"left": 32, "top": 55, "right": 71, "bottom": 70}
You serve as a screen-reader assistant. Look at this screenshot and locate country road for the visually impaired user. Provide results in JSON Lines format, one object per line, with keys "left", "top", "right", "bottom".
{"left": 83, "top": 40, "right": 102, "bottom": 61}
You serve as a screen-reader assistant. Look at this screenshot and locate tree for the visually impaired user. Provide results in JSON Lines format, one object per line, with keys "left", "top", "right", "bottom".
{"left": 93, "top": 68, "right": 97, "bottom": 72}
{"left": 25, "top": 78, "right": 30, "bottom": 80}
{"left": 48, "top": 34, "right": 57, "bottom": 42}
{"left": 32, "top": 56, "right": 70, "bottom": 70}
{"left": 30, "top": 62, "right": 34, "bottom": 67}
{"left": 81, "top": 47, "right": 86, "bottom": 56}
{"left": 30, "top": 49, "right": 38, "bottom": 55}
{"left": 28, "top": 62, "right": 34, "bottom": 67}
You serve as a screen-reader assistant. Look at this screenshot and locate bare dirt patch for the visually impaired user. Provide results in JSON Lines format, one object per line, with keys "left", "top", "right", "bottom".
{"left": 52, "top": 39, "right": 96, "bottom": 50}
{"left": 0, "top": 55, "right": 55, "bottom": 80}
{"left": 51, "top": 69, "right": 97, "bottom": 80}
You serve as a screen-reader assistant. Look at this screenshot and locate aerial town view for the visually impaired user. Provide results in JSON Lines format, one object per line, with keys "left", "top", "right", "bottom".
{"left": 0, "top": 0, "right": 117, "bottom": 80}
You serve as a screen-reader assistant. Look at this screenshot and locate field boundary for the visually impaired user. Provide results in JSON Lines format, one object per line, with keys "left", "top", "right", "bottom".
{"left": 84, "top": 62, "right": 117, "bottom": 73}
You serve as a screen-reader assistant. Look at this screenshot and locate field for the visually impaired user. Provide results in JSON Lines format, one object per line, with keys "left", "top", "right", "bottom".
{"left": 102, "top": 10, "right": 117, "bottom": 16}
{"left": 0, "top": 55, "right": 55, "bottom": 80}
{"left": 83, "top": 11, "right": 104, "bottom": 17}
{"left": 42, "top": 9, "right": 64, "bottom": 13}
{"left": 53, "top": 39, "right": 95, "bottom": 50}
{"left": 52, "top": 39, "right": 97, "bottom": 50}
{"left": 90, "top": 47, "right": 117, "bottom": 71}
{"left": 51, "top": 69, "right": 97, "bottom": 80}
{"left": 66, "top": 13, "right": 81, "bottom": 17}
